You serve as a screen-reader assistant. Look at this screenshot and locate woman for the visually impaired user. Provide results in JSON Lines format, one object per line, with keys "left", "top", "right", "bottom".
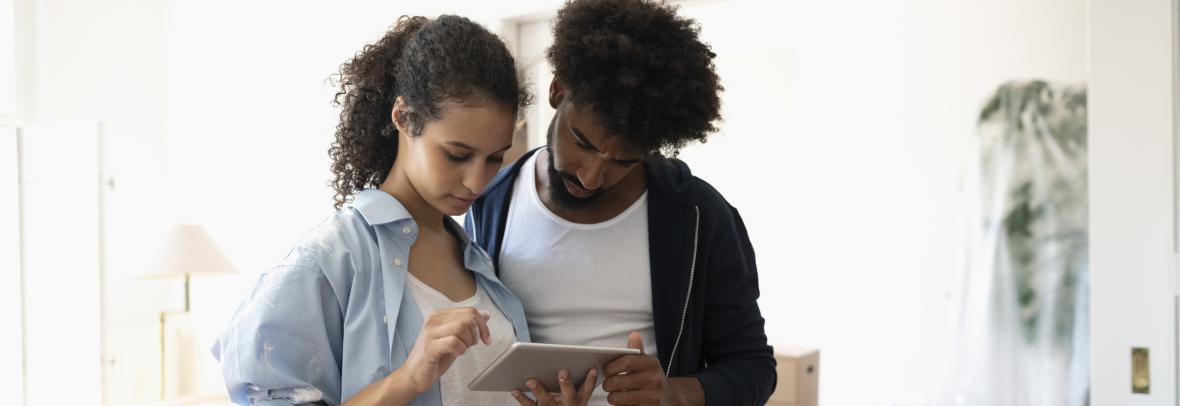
{"left": 213, "top": 15, "right": 592, "bottom": 405}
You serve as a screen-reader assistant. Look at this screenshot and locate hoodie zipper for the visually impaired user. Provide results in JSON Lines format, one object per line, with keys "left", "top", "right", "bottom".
{"left": 665, "top": 205, "right": 700, "bottom": 376}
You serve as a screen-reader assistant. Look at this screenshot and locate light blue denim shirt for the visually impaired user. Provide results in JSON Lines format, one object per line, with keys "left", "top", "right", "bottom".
{"left": 212, "top": 189, "right": 531, "bottom": 405}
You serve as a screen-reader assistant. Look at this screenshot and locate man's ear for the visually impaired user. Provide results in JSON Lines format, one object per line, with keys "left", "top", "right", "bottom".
{"left": 549, "top": 78, "right": 565, "bottom": 109}
{"left": 391, "top": 96, "right": 411, "bottom": 135}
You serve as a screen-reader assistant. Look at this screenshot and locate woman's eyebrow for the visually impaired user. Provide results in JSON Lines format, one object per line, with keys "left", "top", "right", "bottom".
{"left": 445, "top": 140, "right": 511, "bottom": 154}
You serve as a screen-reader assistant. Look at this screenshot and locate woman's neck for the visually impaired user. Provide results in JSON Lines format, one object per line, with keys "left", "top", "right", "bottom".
{"left": 378, "top": 166, "right": 445, "bottom": 233}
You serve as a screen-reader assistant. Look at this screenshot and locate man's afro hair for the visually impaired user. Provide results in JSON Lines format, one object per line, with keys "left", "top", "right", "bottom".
{"left": 547, "top": 0, "right": 723, "bottom": 155}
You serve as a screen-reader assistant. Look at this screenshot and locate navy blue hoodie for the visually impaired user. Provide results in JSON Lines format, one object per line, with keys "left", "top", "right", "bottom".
{"left": 465, "top": 147, "right": 777, "bottom": 405}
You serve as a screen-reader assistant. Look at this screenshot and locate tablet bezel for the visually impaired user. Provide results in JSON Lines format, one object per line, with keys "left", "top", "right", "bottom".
{"left": 467, "top": 342, "right": 642, "bottom": 392}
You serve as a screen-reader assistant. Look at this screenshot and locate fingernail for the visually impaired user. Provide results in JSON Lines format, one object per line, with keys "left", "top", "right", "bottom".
{"left": 559, "top": 369, "right": 570, "bottom": 381}
{"left": 512, "top": 390, "right": 522, "bottom": 398}
{"left": 527, "top": 380, "right": 537, "bottom": 389}
{"left": 588, "top": 368, "right": 597, "bottom": 378}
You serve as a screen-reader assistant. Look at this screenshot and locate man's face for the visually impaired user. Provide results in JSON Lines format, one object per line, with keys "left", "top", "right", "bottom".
{"left": 545, "top": 83, "right": 646, "bottom": 210}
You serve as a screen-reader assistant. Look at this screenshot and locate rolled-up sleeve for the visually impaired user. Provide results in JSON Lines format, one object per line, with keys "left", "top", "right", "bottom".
{"left": 212, "top": 262, "right": 345, "bottom": 405}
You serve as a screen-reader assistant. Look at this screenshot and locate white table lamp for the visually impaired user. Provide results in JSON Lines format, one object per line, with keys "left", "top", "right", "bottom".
{"left": 142, "top": 224, "right": 237, "bottom": 399}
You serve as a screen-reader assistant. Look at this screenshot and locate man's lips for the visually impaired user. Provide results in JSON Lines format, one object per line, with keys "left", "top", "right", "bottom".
{"left": 563, "top": 178, "right": 596, "bottom": 198}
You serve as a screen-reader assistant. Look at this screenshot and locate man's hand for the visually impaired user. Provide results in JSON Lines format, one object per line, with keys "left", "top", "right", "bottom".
{"left": 600, "top": 332, "right": 673, "bottom": 405}
{"left": 512, "top": 368, "right": 597, "bottom": 406}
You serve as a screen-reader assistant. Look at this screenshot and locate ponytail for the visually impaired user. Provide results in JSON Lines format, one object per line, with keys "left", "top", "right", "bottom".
{"left": 328, "top": 16, "right": 428, "bottom": 210}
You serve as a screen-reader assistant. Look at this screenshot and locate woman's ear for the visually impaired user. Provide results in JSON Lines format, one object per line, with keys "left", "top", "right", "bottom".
{"left": 391, "top": 96, "right": 411, "bottom": 135}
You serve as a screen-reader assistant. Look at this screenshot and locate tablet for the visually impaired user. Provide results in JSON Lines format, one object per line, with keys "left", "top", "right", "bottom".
{"left": 468, "top": 342, "right": 641, "bottom": 392}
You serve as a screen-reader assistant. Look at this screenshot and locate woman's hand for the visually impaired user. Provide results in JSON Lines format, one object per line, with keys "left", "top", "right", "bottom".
{"left": 398, "top": 307, "right": 492, "bottom": 394}
{"left": 344, "top": 307, "right": 490, "bottom": 405}
{"left": 511, "top": 368, "right": 597, "bottom": 406}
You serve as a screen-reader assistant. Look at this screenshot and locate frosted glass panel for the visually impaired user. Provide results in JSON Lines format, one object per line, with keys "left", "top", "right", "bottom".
{"left": 20, "top": 122, "right": 103, "bottom": 405}
{"left": 0, "top": 127, "right": 22, "bottom": 404}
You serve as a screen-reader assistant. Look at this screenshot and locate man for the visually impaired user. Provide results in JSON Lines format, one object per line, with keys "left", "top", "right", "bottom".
{"left": 466, "top": 0, "right": 776, "bottom": 404}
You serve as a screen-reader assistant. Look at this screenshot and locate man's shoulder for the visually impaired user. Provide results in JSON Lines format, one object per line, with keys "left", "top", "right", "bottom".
{"left": 647, "top": 156, "right": 735, "bottom": 215}
{"left": 476, "top": 149, "right": 536, "bottom": 211}
{"left": 688, "top": 175, "right": 733, "bottom": 211}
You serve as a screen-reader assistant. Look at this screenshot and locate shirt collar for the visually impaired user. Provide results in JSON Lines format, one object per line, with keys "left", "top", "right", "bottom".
{"left": 449, "top": 216, "right": 497, "bottom": 277}
{"left": 353, "top": 189, "right": 414, "bottom": 226}
{"left": 353, "top": 189, "right": 496, "bottom": 277}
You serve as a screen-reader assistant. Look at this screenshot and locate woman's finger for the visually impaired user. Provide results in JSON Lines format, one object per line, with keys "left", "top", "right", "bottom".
{"left": 428, "top": 335, "right": 468, "bottom": 363}
{"left": 436, "top": 316, "right": 479, "bottom": 347}
{"left": 475, "top": 309, "right": 492, "bottom": 345}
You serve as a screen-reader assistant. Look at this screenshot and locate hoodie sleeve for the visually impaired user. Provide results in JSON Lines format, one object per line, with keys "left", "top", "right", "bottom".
{"left": 693, "top": 204, "right": 778, "bottom": 405}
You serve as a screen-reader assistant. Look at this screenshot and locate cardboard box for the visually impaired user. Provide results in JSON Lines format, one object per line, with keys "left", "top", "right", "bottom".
{"left": 767, "top": 345, "right": 819, "bottom": 406}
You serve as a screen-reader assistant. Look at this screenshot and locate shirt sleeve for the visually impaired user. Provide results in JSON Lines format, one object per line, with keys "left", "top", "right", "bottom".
{"left": 212, "top": 261, "right": 345, "bottom": 405}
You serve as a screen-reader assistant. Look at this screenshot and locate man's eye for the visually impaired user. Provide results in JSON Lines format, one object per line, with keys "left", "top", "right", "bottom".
{"left": 445, "top": 152, "right": 471, "bottom": 162}
{"left": 571, "top": 131, "right": 593, "bottom": 150}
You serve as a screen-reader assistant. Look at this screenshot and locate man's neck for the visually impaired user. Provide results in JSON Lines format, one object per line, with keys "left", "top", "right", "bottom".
{"left": 534, "top": 148, "right": 647, "bottom": 224}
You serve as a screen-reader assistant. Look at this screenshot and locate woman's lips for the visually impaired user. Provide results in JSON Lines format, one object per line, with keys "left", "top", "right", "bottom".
{"left": 452, "top": 195, "right": 475, "bottom": 206}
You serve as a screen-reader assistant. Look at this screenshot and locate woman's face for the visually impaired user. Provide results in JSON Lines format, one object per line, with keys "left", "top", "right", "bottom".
{"left": 398, "top": 101, "right": 516, "bottom": 216}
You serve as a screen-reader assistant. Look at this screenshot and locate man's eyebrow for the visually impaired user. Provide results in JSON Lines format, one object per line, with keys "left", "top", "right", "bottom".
{"left": 570, "top": 126, "right": 600, "bottom": 152}
{"left": 573, "top": 126, "right": 645, "bottom": 163}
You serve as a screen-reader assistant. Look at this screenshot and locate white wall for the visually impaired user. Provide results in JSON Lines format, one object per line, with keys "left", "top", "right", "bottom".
{"left": 1, "top": 0, "right": 16, "bottom": 116}
{"left": 1089, "top": 0, "right": 1177, "bottom": 405}
{"left": 675, "top": 1, "right": 1086, "bottom": 404}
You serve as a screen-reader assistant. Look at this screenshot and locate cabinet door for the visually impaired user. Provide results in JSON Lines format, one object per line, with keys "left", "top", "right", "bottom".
{"left": 0, "top": 126, "right": 23, "bottom": 404}
{"left": 19, "top": 122, "right": 103, "bottom": 405}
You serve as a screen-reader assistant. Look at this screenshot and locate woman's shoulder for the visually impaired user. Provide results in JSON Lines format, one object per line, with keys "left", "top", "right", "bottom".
{"left": 283, "top": 207, "right": 383, "bottom": 276}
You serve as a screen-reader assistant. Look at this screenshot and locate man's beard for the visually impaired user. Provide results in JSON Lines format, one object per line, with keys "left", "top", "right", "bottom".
{"left": 546, "top": 146, "right": 601, "bottom": 210}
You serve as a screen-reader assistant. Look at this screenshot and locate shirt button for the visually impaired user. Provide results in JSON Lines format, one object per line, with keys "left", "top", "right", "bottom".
{"left": 394, "top": 258, "right": 403, "bottom": 267}
{"left": 402, "top": 226, "right": 412, "bottom": 234}
{"left": 383, "top": 315, "right": 388, "bottom": 324}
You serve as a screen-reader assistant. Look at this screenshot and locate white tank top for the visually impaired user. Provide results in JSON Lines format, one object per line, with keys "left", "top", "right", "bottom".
{"left": 498, "top": 152, "right": 657, "bottom": 406}
{"left": 405, "top": 273, "right": 517, "bottom": 405}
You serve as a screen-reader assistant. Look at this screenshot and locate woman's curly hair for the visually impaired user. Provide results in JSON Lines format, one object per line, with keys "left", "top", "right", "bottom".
{"left": 328, "top": 15, "right": 531, "bottom": 209}
{"left": 547, "top": 0, "right": 722, "bottom": 155}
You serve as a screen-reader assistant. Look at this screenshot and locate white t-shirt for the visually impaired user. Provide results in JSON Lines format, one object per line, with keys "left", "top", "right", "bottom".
{"left": 405, "top": 273, "right": 517, "bottom": 406}
{"left": 499, "top": 152, "right": 657, "bottom": 405}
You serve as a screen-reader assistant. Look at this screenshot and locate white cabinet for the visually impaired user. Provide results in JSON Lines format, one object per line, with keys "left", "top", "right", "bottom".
{"left": 18, "top": 122, "right": 105, "bottom": 406}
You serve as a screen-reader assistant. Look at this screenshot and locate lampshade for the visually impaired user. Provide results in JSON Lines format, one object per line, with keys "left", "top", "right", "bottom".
{"left": 143, "top": 224, "right": 237, "bottom": 277}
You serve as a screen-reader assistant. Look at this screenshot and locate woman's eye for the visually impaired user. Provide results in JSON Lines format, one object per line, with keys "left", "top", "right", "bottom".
{"left": 488, "top": 155, "right": 505, "bottom": 164}
{"left": 445, "top": 152, "right": 471, "bottom": 162}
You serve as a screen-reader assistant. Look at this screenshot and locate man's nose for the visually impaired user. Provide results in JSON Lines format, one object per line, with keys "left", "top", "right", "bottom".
{"left": 577, "top": 158, "right": 607, "bottom": 191}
